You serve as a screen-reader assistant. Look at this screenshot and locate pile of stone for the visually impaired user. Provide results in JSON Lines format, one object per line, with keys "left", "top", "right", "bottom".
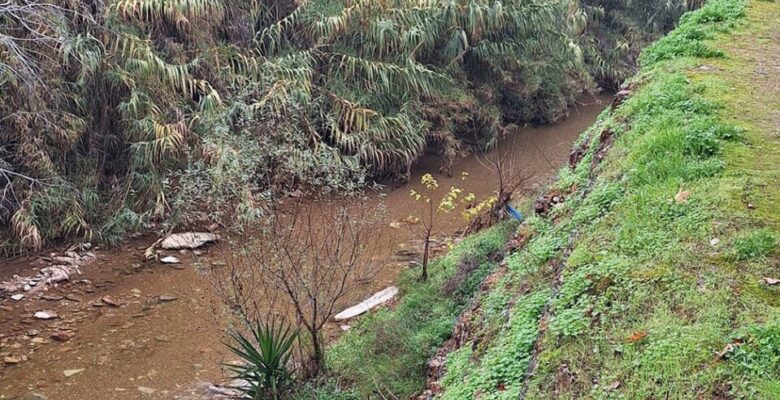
{"left": 0, "top": 244, "right": 96, "bottom": 298}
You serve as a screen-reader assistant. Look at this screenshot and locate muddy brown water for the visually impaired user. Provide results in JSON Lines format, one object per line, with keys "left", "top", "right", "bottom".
{"left": 0, "top": 95, "right": 608, "bottom": 400}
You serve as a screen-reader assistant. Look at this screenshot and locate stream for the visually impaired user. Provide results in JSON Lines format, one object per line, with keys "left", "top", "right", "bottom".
{"left": 0, "top": 95, "right": 608, "bottom": 400}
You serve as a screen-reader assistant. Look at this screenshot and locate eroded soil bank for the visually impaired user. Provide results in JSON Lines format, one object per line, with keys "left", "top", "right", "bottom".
{"left": 0, "top": 95, "right": 608, "bottom": 400}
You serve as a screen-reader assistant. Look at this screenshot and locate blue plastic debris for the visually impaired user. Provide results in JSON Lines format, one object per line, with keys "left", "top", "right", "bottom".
{"left": 505, "top": 204, "right": 524, "bottom": 221}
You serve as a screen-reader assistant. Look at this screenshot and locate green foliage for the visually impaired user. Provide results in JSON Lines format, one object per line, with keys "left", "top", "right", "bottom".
{"left": 440, "top": 290, "right": 548, "bottom": 399}
{"left": 292, "top": 381, "right": 359, "bottom": 400}
{"left": 326, "top": 1, "right": 780, "bottom": 398}
{"left": 733, "top": 229, "right": 777, "bottom": 261}
{"left": 409, "top": 172, "right": 496, "bottom": 280}
{"left": 0, "top": 0, "right": 697, "bottom": 252}
{"left": 226, "top": 321, "right": 299, "bottom": 400}
{"left": 640, "top": 0, "right": 746, "bottom": 66}
{"left": 730, "top": 323, "right": 780, "bottom": 378}
{"left": 684, "top": 122, "right": 742, "bottom": 158}
{"left": 326, "top": 222, "right": 514, "bottom": 398}
{"left": 576, "top": 0, "right": 703, "bottom": 86}
{"left": 429, "top": 1, "right": 780, "bottom": 399}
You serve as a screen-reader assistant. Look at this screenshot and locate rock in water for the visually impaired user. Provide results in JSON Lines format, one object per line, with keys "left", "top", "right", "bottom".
{"left": 137, "top": 386, "right": 156, "bottom": 394}
{"left": 19, "top": 393, "right": 48, "bottom": 400}
{"left": 158, "top": 295, "right": 177, "bottom": 303}
{"left": 160, "top": 256, "right": 181, "bottom": 264}
{"left": 4, "top": 355, "right": 22, "bottom": 364}
{"left": 208, "top": 385, "right": 240, "bottom": 397}
{"left": 34, "top": 310, "right": 58, "bottom": 320}
{"left": 63, "top": 368, "right": 85, "bottom": 377}
{"left": 45, "top": 267, "right": 70, "bottom": 284}
{"left": 101, "top": 295, "right": 121, "bottom": 307}
{"left": 334, "top": 286, "right": 398, "bottom": 321}
{"left": 51, "top": 331, "right": 73, "bottom": 342}
{"left": 160, "top": 232, "right": 219, "bottom": 250}
{"left": 53, "top": 256, "right": 78, "bottom": 265}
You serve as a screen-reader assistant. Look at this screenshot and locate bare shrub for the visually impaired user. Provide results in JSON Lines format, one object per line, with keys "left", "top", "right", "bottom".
{"left": 210, "top": 195, "right": 392, "bottom": 376}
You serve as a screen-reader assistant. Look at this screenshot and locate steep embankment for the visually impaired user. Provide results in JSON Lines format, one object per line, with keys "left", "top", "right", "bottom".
{"left": 325, "top": 0, "right": 780, "bottom": 398}
{"left": 434, "top": 0, "right": 780, "bottom": 398}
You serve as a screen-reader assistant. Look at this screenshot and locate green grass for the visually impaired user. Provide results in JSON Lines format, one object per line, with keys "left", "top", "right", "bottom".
{"left": 435, "top": 0, "right": 780, "bottom": 399}
{"left": 733, "top": 229, "right": 777, "bottom": 261}
{"left": 324, "top": 221, "right": 516, "bottom": 398}
{"left": 317, "top": 0, "right": 780, "bottom": 398}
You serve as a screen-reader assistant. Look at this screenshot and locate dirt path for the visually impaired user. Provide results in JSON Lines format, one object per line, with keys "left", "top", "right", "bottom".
{"left": 0, "top": 97, "right": 608, "bottom": 400}
{"left": 717, "top": 0, "right": 780, "bottom": 209}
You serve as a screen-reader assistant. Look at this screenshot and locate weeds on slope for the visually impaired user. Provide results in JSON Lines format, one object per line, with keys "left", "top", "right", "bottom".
{"left": 436, "top": 0, "right": 780, "bottom": 398}
{"left": 320, "top": 222, "right": 515, "bottom": 398}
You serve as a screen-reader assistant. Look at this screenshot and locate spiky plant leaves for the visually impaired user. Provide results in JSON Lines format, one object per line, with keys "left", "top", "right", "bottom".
{"left": 226, "top": 321, "right": 299, "bottom": 400}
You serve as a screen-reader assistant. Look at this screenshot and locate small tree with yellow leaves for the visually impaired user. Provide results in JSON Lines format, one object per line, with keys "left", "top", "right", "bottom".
{"left": 409, "top": 172, "right": 496, "bottom": 281}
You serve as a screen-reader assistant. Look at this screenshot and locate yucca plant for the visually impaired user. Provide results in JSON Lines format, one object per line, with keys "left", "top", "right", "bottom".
{"left": 225, "top": 321, "right": 300, "bottom": 400}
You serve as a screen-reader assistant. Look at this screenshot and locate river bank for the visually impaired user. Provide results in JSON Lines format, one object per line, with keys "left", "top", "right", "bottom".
{"left": 0, "top": 95, "right": 608, "bottom": 400}
{"left": 327, "top": 1, "right": 780, "bottom": 398}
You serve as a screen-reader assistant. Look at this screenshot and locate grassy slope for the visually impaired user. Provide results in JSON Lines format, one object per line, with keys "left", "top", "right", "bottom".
{"left": 320, "top": 222, "right": 516, "bottom": 398}
{"left": 437, "top": 0, "right": 780, "bottom": 399}
{"left": 320, "top": 1, "right": 780, "bottom": 398}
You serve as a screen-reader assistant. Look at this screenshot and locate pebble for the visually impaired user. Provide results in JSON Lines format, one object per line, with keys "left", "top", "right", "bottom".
{"left": 11, "top": 294, "right": 24, "bottom": 301}
{"left": 19, "top": 393, "right": 48, "bottom": 400}
{"left": 46, "top": 269, "right": 70, "bottom": 283}
{"left": 710, "top": 238, "right": 720, "bottom": 246}
{"left": 158, "top": 295, "right": 177, "bottom": 303}
{"left": 51, "top": 331, "right": 73, "bottom": 342}
{"left": 137, "top": 386, "right": 156, "bottom": 394}
{"left": 34, "top": 311, "right": 58, "bottom": 320}
{"left": 65, "top": 294, "right": 82, "bottom": 302}
{"left": 101, "top": 295, "right": 121, "bottom": 307}
{"left": 63, "top": 368, "right": 85, "bottom": 377}
{"left": 4, "top": 355, "right": 21, "bottom": 364}
{"left": 160, "top": 256, "right": 180, "bottom": 264}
